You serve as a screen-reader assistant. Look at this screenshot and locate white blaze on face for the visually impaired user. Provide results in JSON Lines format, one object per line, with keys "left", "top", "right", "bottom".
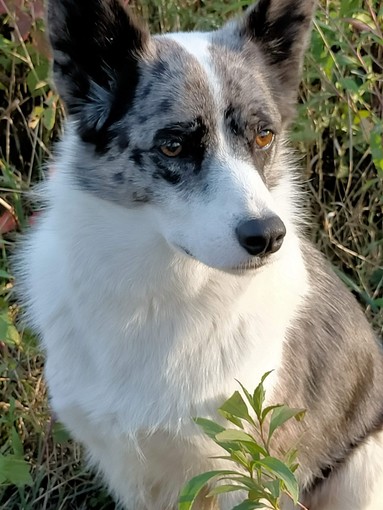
{"left": 155, "top": 32, "right": 288, "bottom": 270}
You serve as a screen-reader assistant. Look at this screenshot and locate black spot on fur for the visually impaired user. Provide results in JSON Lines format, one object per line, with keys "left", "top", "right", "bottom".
{"left": 113, "top": 172, "right": 125, "bottom": 184}
{"left": 151, "top": 154, "right": 182, "bottom": 185}
{"left": 224, "top": 105, "right": 233, "bottom": 120}
{"left": 151, "top": 59, "right": 169, "bottom": 78}
{"left": 131, "top": 148, "right": 143, "bottom": 167}
{"left": 224, "top": 105, "right": 243, "bottom": 137}
{"left": 139, "top": 81, "right": 152, "bottom": 100}
{"left": 160, "top": 169, "right": 181, "bottom": 185}
{"left": 202, "top": 183, "right": 209, "bottom": 194}
{"left": 117, "top": 132, "right": 130, "bottom": 150}
{"left": 159, "top": 98, "right": 173, "bottom": 111}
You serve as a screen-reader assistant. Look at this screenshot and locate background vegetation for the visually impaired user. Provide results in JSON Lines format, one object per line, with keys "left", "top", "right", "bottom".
{"left": 0, "top": 0, "right": 382, "bottom": 508}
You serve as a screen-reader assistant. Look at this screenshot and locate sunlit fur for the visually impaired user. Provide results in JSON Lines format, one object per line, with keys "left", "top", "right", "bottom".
{"left": 16, "top": 1, "right": 383, "bottom": 508}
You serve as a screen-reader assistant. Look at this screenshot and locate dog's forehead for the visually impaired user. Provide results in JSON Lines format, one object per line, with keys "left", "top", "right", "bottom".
{"left": 125, "top": 35, "right": 214, "bottom": 143}
{"left": 130, "top": 31, "right": 280, "bottom": 142}
{"left": 161, "top": 31, "right": 272, "bottom": 107}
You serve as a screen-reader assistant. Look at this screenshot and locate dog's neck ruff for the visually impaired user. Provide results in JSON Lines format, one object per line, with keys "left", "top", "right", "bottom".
{"left": 33, "top": 161, "right": 309, "bottom": 432}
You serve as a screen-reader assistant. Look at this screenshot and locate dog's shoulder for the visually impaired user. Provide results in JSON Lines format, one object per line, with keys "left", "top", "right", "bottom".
{"left": 274, "top": 238, "right": 383, "bottom": 494}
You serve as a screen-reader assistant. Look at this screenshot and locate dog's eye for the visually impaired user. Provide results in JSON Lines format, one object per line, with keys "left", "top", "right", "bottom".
{"left": 254, "top": 130, "right": 274, "bottom": 149}
{"left": 160, "top": 142, "right": 183, "bottom": 157}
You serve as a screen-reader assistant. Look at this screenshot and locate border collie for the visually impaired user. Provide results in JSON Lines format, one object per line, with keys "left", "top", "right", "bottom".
{"left": 17, "top": 0, "right": 383, "bottom": 508}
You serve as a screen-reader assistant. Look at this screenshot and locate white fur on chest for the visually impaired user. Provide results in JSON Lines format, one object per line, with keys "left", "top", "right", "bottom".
{"left": 24, "top": 168, "right": 308, "bottom": 440}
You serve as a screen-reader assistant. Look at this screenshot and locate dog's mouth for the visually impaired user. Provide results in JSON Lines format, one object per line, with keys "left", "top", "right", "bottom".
{"left": 176, "top": 245, "right": 195, "bottom": 258}
{"left": 227, "top": 258, "right": 268, "bottom": 274}
{"left": 175, "top": 244, "right": 270, "bottom": 273}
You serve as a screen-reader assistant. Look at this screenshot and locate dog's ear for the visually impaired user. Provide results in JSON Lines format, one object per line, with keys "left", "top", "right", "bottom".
{"left": 240, "top": 0, "right": 316, "bottom": 120}
{"left": 48, "top": 0, "right": 150, "bottom": 148}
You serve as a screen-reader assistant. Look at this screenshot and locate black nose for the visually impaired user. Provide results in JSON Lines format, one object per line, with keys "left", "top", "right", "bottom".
{"left": 236, "top": 216, "right": 286, "bottom": 257}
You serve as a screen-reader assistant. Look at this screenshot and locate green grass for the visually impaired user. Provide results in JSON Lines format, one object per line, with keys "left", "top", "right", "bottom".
{"left": 0, "top": 0, "right": 382, "bottom": 508}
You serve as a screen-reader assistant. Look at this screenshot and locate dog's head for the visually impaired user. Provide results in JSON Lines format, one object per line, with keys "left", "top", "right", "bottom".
{"left": 48, "top": 0, "right": 315, "bottom": 271}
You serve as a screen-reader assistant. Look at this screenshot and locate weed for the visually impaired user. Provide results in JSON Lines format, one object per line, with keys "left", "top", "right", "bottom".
{"left": 179, "top": 373, "right": 306, "bottom": 510}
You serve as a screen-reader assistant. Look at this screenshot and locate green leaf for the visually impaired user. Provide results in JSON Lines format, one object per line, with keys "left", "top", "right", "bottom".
{"left": 178, "top": 470, "right": 238, "bottom": 510}
{"left": 284, "top": 448, "right": 299, "bottom": 468}
{"left": 252, "top": 385, "right": 265, "bottom": 420}
{"left": 235, "top": 380, "right": 253, "bottom": 407}
{"left": 52, "top": 422, "right": 71, "bottom": 444}
{"left": 43, "top": 103, "right": 56, "bottom": 131}
{"left": 213, "top": 428, "right": 263, "bottom": 457}
{"left": 29, "top": 105, "right": 44, "bottom": 129}
{"left": 0, "top": 269, "right": 13, "bottom": 279}
{"left": 269, "top": 406, "right": 306, "bottom": 439}
{"left": 229, "top": 450, "right": 251, "bottom": 470}
{"left": 252, "top": 371, "right": 273, "bottom": 419}
{"left": 215, "top": 429, "right": 254, "bottom": 444}
{"left": 338, "top": 77, "right": 359, "bottom": 94}
{"left": 240, "top": 441, "right": 267, "bottom": 459}
{"left": 261, "top": 404, "right": 283, "bottom": 422}
{"left": 222, "top": 475, "right": 263, "bottom": 492}
{"left": 0, "top": 454, "right": 33, "bottom": 487}
{"left": 26, "top": 60, "right": 50, "bottom": 96}
{"left": 290, "top": 463, "right": 299, "bottom": 473}
{"left": 248, "top": 487, "right": 268, "bottom": 500}
{"left": 263, "top": 479, "right": 280, "bottom": 498}
{"left": 256, "top": 457, "right": 299, "bottom": 503}
{"left": 219, "top": 410, "right": 244, "bottom": 429}
{"left": 11, "top": 428, "right": 24, "bottom": 458}
{"left": 232, "top": 501, "right": 265, "bottom": 510}
{"left": 194, "top": 418, "right": 225, "bottom": 440}
{"left": 259, "top": 370, "right": 274, "bottom": 385}
{"left": 0, "top": 312, "right": 21, "bottom": 347}
{"left": 206, "top": 484, "right": 244, "bottom": 496}
{"left": 219, "top": 391, "right": 252, "bottom": 423}
{"left": 370, "top": 125, "right": 383, "bottom": 174}
{"left": 340, "top": 0, "right": 359, "bottom": 16}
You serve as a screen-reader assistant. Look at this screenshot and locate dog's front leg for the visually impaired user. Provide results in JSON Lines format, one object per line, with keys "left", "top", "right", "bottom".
{"left": 305, "top": 431, "right": 383, "bottom": 510}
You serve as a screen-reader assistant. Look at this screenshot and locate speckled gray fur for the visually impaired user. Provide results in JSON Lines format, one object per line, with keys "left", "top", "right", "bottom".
{"left": 51, "top": 4, "right": 308, "bottom": 205}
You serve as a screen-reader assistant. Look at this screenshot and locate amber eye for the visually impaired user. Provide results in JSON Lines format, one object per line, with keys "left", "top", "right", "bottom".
{"left": 254, "top": 129, "right": 274, "bottom": 149}
{"left": 160, "top": 142, "right": 183, "bottom": 157}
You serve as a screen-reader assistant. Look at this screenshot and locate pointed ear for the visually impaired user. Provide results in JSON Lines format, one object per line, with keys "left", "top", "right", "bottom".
{"left": 240, "top": 0, "right": 316, "bottom": 120}
{"left": 48, "top": 0, "right": 150, "bottom": 148}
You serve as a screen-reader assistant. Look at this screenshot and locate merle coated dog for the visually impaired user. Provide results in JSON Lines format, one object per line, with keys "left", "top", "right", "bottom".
{"left": 17, "top": 0, "right": 383, "bottom": 508}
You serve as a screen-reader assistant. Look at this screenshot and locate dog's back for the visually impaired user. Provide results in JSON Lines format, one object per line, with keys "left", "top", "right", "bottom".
{"left": 16, "top": 0, "right": 383, "bottom": 508}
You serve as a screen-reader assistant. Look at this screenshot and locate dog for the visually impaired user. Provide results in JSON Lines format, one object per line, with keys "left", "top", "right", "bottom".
{"left": 16, "top": 0, "right": 383, "bottom": 508}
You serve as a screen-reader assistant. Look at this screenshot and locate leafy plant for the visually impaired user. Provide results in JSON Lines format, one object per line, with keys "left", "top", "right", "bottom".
{"left": 179, "top": 373, "right": 306, "bottom": 510}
